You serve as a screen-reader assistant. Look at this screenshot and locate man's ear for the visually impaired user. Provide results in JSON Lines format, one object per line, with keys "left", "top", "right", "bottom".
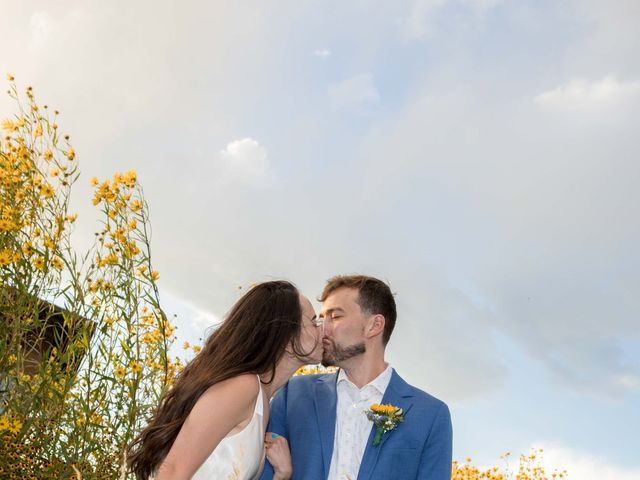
{"left": 366, "top": 314, "right": 385, "bottom": 339}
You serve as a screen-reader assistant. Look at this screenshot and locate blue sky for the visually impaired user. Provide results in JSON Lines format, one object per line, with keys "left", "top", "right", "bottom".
{"left": 2, "top": 1, "right": 639, "bottom": 477}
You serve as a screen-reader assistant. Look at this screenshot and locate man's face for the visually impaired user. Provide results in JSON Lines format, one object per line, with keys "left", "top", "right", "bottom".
{"left": 320, "top": 287, "right": 368, "bottom": 367}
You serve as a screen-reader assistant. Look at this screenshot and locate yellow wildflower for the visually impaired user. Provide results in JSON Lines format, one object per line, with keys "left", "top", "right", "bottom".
{"left": 6, "top": 73, "right": 14, "bottom": 81}
{"left": 34, "top": 123, "right": 43, "bottom": 138}
{"left": 21, "top": 241, "right": 34, "bottom": 256}
{"left": 40, "top": 183, "right": 54, "bottom": 198}
{"left": 50, "top": 167, "right": 59, "bottom": 177}
{"left": 0, "top": 219, "right": 18, "bottom": 232}
{"left": 130, "top": 199, "right": 142, "bottom": 212}
{"left": 44, "top": 149, "right": 53, "bottom": 161}
{"left": 114, "top": 366, "right": 126, "bottom": 378}
{"left": 0, "top": 249, "right": 15, "bottom": 267}
{"left": 130, "top": 361, "right": 143, "bottom": 374}
{"left": 193, "top": 345, "right": 202, "bottom": 354}
{"left": 0, "top": 416, "right": 10, "bottom": 430}
{"left": 1, "top": 119, "right": 16, "bottom": 132}
{"left": 33, "top": 256, "right": 45, "bottom": 271}
{"left": 67, "top": 213, "right": 78, "bottom": 223}
{"left": 123, "top": 169, "right": 137, "bottom": 187}
{"left": 128, "top": 219, "right": 137, "bottom": 230}
{"left": 66, "top": 147, "right": 75, "bottom": 160}
{"left": 8, "top": 419, "right": 22, "bottom": 434}
{"left": 150, "top": 270, "right": 160, "bottom": 281}
{"left": 90, "top": 176, "right": 99, "bottom": 186}
{"left": 183, "top": 341, "right": 190, "bottom": 350}
{"left": 43, "top": 235, "right": 56, "bottom": 249}
{"left": 51, "top": 256, "right": 64, "bottom": 270}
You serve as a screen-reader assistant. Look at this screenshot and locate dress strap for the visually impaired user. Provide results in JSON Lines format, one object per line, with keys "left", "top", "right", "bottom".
{"left": 254, "top": 374, "right": 264, "bottom": 416}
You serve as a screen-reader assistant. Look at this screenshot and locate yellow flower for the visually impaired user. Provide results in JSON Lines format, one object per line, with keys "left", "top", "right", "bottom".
{"left": 51, "top": 256, "right": 64, "bottom": 270}
{"left": 130, "top": 361, "right": 143, "bottom": 374}
{"left": 44, "top": 149, "right": 53, "bottom": 161}
{"left": 66, "top": 147, "right": 75, "bottom": 160}
{"left": 370, "top": 403, "right": 398, "bottom": 416}
{"left": 128, "top": 219, "right": 137, "bottom": 230}
{"left": 34, "top": 123, "right": 43, "bottom": 138}
{"left": 8, "top": 419, "right": 22, "bottom": 434}
{"left": 40, "top": 183, "right": 54, "bottom": 198}
{"left": 6, "top": 73, "right": 14, "bottom": 81}
{"left": 67, "top": 213, "right": 78, "bottom": 223}
{"left": 0, "top": 219, "right": 18, "bottom": 232}
{"left": 33, "top": 256, "right": 45, "bottom": 271}
{"left": 193, "top": 345, "right": 202, "bottom": 354}
{"left": 150, "top": 270, "right": 160, "bottom": 281}
{"left": 114, "top": 366, "right": 126, "bottom": 378}
{"left": 50, "top": 167, "right": 59, "bottom": 177}
{"left": 1, "top": 119, "right": 16, "bottom": 132}
{"left": 43, "top": 235, "right": 56, "bottom": 249}
{"left": 90, "top": 176, "right": 99, "bottom": 186}
{"left": 183, "top": 341, "right": 190, "bottom": 350}
{"left": 130, "top": 199, "right": 142, "bottom": 212}
{"left": 0, "top": 416, "right": 10, "bottom": 430}
{"left": 0, "top": 249, "right": 15, "bottom": 267}
{"left": 123, "top": 169, "right": 137, "bottom": 187}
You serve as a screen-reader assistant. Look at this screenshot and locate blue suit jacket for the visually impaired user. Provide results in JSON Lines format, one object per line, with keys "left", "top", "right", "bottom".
{"left": 260, "top": 370, "right": 452, "bottom": 480}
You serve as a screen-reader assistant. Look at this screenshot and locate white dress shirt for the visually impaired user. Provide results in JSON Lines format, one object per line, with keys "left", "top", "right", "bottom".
{"left": 327, "top": 364, "right": 393, "bottom": 480}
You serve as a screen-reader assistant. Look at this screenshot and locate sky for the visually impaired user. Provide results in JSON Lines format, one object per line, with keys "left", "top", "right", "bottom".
{"left": 2, "top": 0, "right": 640, "bottom": 477}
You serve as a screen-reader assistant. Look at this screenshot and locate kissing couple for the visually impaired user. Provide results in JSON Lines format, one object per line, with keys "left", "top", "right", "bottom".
{"left": 127, "top": 275, "right": 452, "bottom": 480}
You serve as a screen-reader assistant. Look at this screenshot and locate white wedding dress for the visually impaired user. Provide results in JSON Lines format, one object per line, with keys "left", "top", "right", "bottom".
{"left": 191, "top": 376, "right": 266, "bottom": 480}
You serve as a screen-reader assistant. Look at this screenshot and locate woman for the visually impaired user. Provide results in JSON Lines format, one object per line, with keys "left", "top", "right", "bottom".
{"left": 127, "top": 280, "right": 322, "bottom": 480}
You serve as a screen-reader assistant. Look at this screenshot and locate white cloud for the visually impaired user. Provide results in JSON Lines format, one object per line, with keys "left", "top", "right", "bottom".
{"left": 313, "top": 48, "right": 331, "bottom": 58}
{"left": 218, "top": 137, "right": 268, "bottom": 179}
{"left": 328, "top": 73, "right": 380, "bottom": 111}
{"left": 535, "top": 76, "right": 640, "bottom": 110}
{"left": 531, "top": 442, "right": 640, "bottom": 480}
{"left": 399, "top": 0, "right": 502, "bottom": 40}
{"left": 30, "top": 11, "right": 53, "bottom": 47}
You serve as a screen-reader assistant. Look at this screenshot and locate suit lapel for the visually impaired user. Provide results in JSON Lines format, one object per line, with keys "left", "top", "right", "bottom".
{"left": 357, "top": 370, "right": 414, "bottom": 480}
{"left": 314, "top": 373, "right": 338, "bottom": 477}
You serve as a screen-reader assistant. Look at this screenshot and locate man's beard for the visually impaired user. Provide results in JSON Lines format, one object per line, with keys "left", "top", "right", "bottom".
{"left": 321, "top": 339, "right": 366, "bottom": 367}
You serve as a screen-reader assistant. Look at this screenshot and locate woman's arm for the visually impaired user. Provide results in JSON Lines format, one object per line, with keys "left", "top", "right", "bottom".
{"left": 155, "top": 374, "right": 259, "bottom": 480}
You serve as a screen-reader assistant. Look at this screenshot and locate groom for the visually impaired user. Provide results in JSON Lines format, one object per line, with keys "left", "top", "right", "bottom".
{"left": 261, "top": 275, "right": 452, "bottom": 480}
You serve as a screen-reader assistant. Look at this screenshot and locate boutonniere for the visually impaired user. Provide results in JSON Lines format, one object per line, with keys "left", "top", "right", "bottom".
{"left": 365, "top": 403, "right": 404, "bottom": 446}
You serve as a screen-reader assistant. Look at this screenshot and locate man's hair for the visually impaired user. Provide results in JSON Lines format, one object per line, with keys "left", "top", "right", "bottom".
{"left": 319, "top": 275, "right": 396, "bottom": 345}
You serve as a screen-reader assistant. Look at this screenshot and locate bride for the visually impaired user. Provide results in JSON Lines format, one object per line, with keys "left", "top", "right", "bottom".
{"left": 127, "top": 280, "right": 323, "bottom": 480}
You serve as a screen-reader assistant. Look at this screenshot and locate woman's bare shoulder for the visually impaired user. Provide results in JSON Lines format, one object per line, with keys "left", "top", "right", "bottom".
{"left": 198, "top": 373, "right": 259, "bottom": 407}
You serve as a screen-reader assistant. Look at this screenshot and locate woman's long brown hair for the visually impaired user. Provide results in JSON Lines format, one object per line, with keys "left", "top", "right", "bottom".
{"left": 126, "top": 280, "right": 309, "bottom": 479}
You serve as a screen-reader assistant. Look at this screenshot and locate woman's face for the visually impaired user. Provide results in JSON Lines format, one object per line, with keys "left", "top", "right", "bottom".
{"left": 297, "top": 294, "right": 323, "bottom": 364}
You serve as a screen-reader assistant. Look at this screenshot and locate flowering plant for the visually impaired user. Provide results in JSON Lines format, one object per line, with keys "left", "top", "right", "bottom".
{"left": 364, "top": 403, "right": 404, "bottom": 446}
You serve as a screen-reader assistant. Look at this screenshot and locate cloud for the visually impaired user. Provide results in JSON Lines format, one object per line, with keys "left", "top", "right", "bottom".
{"left": 535, "top": 76, "right": 640, "bottom": 111}
{"left": 30, "top": 11, "right": 53, "bottom": 47}
{"left": 350, "top": 74, "right": 640, "bottom": 398}
{"left": 313, "top": 48, "right": 331, "bottom": 58}
{"left": 328, "top": 73, "right": 380, "bottom": 112}
{"left": 217, "top": 138, "right": 269, "bottom": 180}
{"left": 531, "top": 442, "right": 640, "bottom": 480}
{"left": 398, "top": 0, "right": 502, "bottom": 41}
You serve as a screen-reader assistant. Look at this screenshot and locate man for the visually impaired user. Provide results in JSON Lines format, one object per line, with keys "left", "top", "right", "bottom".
{"left": 261, "top": 275, "right": 452, "bottom": 480}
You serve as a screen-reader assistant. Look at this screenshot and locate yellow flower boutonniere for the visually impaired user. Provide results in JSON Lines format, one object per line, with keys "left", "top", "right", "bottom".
{"left": 365, "top": 403, "right": 404, "bottom": 446}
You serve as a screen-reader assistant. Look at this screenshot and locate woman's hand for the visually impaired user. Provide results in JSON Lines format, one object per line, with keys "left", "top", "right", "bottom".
{"left": 265, "top": 432, "right": 292, "bottom": 480}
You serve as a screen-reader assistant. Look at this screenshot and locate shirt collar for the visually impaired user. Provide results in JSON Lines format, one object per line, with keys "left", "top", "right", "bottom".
{"left": 337, "top": 363, "right": 393, "bottom": 395}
